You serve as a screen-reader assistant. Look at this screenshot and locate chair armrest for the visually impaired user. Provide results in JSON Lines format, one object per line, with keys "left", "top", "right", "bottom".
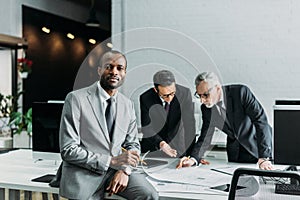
{"left": 228, "top": 167, "right": 300, "bottom": 200}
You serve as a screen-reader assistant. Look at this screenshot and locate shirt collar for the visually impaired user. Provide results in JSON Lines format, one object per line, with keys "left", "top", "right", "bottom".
{"left": 97, "top": 81, "right": 117, "bottom": 102}
{"left": 217, "top": 87, "right": 225, "bottom": 108}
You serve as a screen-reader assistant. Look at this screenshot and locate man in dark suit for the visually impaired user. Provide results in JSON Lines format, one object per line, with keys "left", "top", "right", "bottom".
{"left": 140, "top": 70, "right": 196, "bottom": 157}
{"left": 177, "top": 72, "right": 273, "bottom": 170}
{"left": 59, "top": 50, "right": 158, "bottom": 200}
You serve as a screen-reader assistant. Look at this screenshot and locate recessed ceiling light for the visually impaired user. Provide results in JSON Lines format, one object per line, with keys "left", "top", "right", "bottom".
{"left": 42, "top": 27, "right": 50, "bottom": 33}
{"left": 89, "top": 39, "right": 96, "bottom": 44}
{"left": 67, "top": 33, "right": 75, "bottom": 40}
{"left": 107, "top": 42, "right": 113, "bottom": 48}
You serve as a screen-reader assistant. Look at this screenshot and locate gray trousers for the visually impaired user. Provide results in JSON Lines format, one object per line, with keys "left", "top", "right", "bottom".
{"left": 71, "top": 168, "right": 159, "bottom": 200}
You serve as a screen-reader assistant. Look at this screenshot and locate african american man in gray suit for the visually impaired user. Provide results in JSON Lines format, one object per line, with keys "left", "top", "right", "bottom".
{"left": 59, "top": 50, "right": 158, "bottom": 200}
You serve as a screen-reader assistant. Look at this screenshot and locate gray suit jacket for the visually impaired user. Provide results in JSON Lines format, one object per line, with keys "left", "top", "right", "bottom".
{"left": 59, "top": 82, "right": 140, "bottom": 199}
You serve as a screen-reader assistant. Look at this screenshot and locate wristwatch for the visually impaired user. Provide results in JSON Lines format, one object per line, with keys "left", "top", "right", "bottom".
{"left": 122, "top": 166, "right": 132, "bottom": 176}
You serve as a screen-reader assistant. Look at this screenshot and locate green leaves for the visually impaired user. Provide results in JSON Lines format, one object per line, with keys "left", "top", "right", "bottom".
{"left": 9, "top": 108, "right": 32, "bottom": 135}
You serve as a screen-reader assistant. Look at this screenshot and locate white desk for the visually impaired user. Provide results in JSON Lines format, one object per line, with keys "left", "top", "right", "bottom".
{"left": 0, "top": 137, "right": 13, "bottom": 148}
{"left": 1, "top": 149, "right": 300, "bottom": 200}
{"left": 0, "top": 149, "right": 59, "bottom": 200}
{"left": 145, "top": 156, "right": 300, "bottom": 200}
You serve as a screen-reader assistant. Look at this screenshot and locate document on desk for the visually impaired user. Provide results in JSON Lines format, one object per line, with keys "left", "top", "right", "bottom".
{"left": 144, "top": 163, "right": 232, "bottom": 187}
{"left": 146, "top": 177, "right": 227, "bottom": 196}
{"left": 210, "top": 163, "right": 256, "bottom": 175}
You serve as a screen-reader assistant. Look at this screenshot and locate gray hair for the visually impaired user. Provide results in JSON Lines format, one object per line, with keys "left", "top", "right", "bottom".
{"left": 195, "top": 72, "right": 220, "bottom": 87}
{"left": 153, "top": 70, "right": 175, "bottom": 88}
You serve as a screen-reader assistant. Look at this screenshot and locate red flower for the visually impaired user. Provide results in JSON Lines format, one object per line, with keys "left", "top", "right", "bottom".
{"left": 17, "top": 58, "right": 33, "bottom": 73}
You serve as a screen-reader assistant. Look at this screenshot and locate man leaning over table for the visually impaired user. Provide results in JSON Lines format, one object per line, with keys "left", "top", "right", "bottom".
{"left": 176, "top": 71, "right": 274, "bottom": 170}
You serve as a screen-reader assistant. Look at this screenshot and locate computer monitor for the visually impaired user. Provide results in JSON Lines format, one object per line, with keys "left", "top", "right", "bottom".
{"left": 32, "top": 101, "right": 64, "bottom": 161}
{"left": 274, "top": 101, "right": 300, "bottom": 166}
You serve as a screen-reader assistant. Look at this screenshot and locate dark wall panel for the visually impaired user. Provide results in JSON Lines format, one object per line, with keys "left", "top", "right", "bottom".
{"left": 22, "top": 6, "right": 110, "bottom": 111}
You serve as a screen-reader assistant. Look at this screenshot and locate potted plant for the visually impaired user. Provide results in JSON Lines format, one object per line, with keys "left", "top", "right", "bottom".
{"left": 17, "top": 58, "right": 33, "bottom": 78}
{"left": 9, "top": 108, "right": 32, "bottom": 148}
{"left": 0, "top": 93, "right": 13, "bottom": 137}
{"left": 9, "top": 108, "right": 32, "bottom": 135}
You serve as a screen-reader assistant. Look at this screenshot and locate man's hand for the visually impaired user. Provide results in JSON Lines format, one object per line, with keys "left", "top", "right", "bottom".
{"left": 110, "top": 150, "right": 140, "bottom": 168}
{"left": 176, "top": 156, "right": 195, "bottom": 169}
{"left": 200, "top": 159, "right": 210, "bottom": 165}
{"left": 258, "top": 158, "right": 274, "bottom": 170}
{"left": 160, "top": 141, "right": 177, "bottom": 157}
{"left": 106, "top": 170, "right": 129, "bottom": 196}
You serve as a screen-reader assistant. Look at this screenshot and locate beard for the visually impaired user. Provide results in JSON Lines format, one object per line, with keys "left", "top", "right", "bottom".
{"left": 205, "top": 103, "right": 215, "bottom": 108}
{"left": 204, "top": 99, "right": 216, "bottom": 108}
{"left": 100, "top": 75, "right": 125, "bottom": 90}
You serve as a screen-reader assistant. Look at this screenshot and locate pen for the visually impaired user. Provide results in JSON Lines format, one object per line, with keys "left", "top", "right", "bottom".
{"left": 210, "top": 168, "right": 232, "bottom": 176}
{"left": 176, "top": 156, "right": 190, "bottom": 169}
{"left": 121, "top": 147, "right": 147, "bottom": 165}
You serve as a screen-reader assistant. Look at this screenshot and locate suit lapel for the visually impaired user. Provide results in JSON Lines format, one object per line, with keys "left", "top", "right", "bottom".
{"left": 111, "top": 95, "right": 123, "bottom": 144}
{"left": 151, "top": 90, "right": 167, "bottom": 118}
{"left": 87, "top": 83, "right": 110, "bottom": 143}
{"left": 224, "top": 87, "right": 235, "bottom": 132}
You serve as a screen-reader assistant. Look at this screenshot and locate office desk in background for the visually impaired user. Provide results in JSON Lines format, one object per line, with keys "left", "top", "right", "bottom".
{"left": 0, "top": 149, "right": 59, "bottom": 200}
{"left": 0, "top": 149, "right": 300, "bottom": 200}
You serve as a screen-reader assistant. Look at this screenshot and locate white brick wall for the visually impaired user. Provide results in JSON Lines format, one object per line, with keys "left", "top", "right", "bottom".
{"left": 112, "top": 0, "right": 300, "bottom": 127}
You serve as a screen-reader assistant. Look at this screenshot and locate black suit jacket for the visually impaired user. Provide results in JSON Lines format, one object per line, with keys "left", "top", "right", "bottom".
{"left": 190, "top": 84, "right": 272, "bottom": 161}
{"left": 140, "top": 84, "right": 196, "bottom": 157}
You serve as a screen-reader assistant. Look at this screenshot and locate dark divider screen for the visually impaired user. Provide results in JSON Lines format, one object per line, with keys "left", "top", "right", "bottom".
{"left": 32, "top": 102, "right": 64, "bottom": 161}
{"left": 274, "top": 104, "right": 300, "bottom": 166}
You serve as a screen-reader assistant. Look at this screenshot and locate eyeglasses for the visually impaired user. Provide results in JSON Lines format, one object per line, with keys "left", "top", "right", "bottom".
{"left": 194, "top": 86, "right": 215, "bottom": 99}
{"left": 158, "top": 91, "right": 176, "bottom": 99}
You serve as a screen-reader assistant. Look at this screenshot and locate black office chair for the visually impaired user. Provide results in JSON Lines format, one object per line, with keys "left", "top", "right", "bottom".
{"left": 228, "top": 167, "right": 300, "bottom": 200}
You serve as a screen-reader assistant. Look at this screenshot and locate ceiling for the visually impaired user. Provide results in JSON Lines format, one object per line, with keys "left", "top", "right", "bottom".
{"left": 66, "top": 0, "right": 111, "bottom": 15}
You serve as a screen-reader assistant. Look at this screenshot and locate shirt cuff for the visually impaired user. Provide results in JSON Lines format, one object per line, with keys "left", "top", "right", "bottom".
{"left": 190, "top": 157, "right": 198, "bottom": 166}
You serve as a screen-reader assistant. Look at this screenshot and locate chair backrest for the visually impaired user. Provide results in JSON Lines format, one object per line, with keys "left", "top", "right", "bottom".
{"left": 228, "top": 167, "right": 300, "bottom": 200}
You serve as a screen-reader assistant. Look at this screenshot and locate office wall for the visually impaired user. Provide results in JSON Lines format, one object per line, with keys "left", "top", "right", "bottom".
{"left": 0, "top": 0, "right": 110, "bottom": 101}
{"left": 22, "top": 6, "right": 110, "bottom": 111}
{"left": 112, "top": 0, "right": 300, "bottom": 126}
{"left": 0, "top": 50, "right": 12, "bottom": 95}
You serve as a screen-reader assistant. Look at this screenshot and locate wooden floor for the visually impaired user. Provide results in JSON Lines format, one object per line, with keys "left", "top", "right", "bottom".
{"left": 3, "top": 189, "right": 67, "bottom": 200}
{"left": 3, "top": 189, "right": 124, "bottom": 200}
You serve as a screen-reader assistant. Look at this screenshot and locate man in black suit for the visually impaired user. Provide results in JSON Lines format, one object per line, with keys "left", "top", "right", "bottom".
{"left": 177, "top": 72, "right": 273, "bottom": 170}
{"left": 140, "top": 70, "right": 196, "bottom": 157}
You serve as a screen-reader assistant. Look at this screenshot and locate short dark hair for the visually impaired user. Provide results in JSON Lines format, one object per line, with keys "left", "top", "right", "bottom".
{"left": 99, "top": 50, "right": 127, "bottom": 68}
{"left": 153, "top": 70, "right": 175, "bottom": 88}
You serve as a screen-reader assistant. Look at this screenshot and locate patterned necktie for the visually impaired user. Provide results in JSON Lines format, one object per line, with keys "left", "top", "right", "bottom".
{"left": 164, "top": 102, "right": 170, "bottom": 113}
{"left": 105, "top": 98, "right": 115, "bottom": 140}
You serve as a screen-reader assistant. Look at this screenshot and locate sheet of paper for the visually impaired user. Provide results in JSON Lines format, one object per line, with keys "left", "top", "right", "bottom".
{"left": 146, "top": 177, "right": 227, "bottom": 196}
{"left": 143, "top": 161, "right": 232, "bottom": 187}
{"left": 210, "top": 163, "right": 257, "bottom": 175}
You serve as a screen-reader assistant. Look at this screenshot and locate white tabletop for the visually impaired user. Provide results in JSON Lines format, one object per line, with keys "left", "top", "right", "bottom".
{"left": 1, "top": 149, "right": 300, "bottom": 200}
{"left": 0, "top": 149, "right": 59, "bottom": 193}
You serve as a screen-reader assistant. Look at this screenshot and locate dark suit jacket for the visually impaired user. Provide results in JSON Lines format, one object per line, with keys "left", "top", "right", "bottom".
{"left": 190, "top": 84, "right": 272, "bottom": 162}
{"left": 140, "top": 84, "right": 196, "bottom": 157}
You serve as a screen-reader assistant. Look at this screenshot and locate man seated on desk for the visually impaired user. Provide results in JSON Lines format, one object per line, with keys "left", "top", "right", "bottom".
{"left": 140, "top": 70, "right": 196, "bottom": 157}
{"left": 176, "top": 71, "right": 274, "bottom": 170}
{"left": 58, "top": 50, "right": 158, "bottom": 200}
